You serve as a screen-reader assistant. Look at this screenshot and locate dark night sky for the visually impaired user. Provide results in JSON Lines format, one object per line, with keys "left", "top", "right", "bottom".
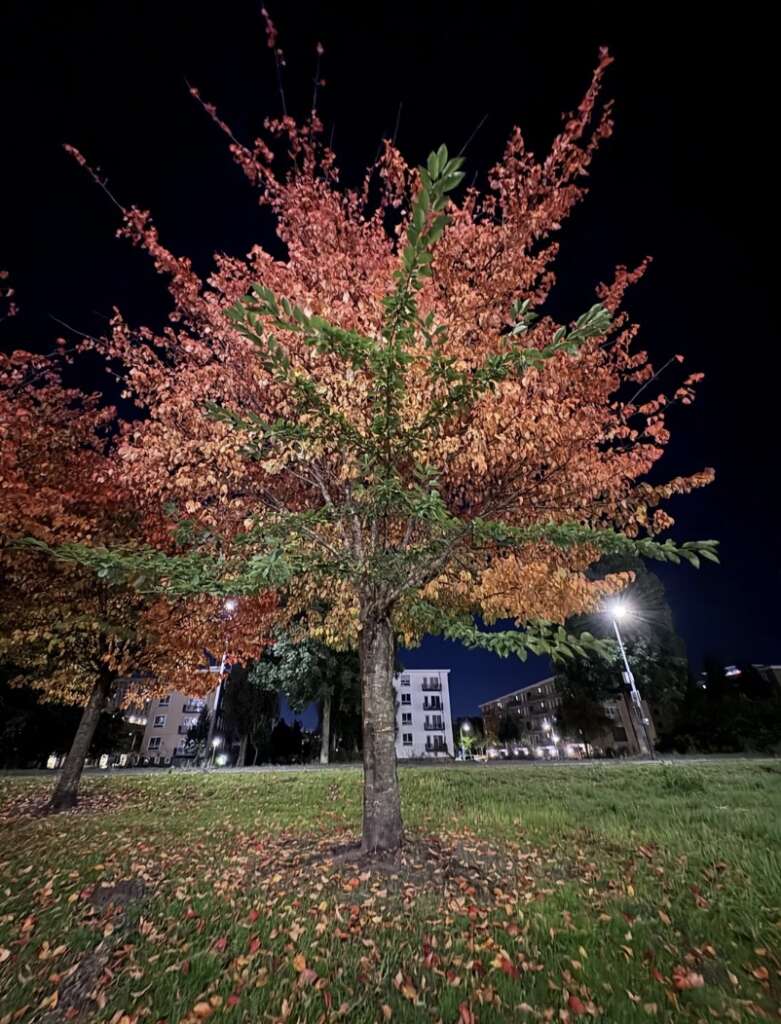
{"left": 1, "top": 2, "right": 778, "bottom": 718}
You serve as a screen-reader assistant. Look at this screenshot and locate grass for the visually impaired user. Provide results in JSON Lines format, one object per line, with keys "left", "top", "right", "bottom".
{"left": 0, "top": 762, "right": 779, "bottom": 1023}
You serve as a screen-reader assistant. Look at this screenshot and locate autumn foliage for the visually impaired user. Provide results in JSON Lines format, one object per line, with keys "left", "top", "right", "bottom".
{"left": 3, "top": 37, "right": 714, "bottom": 839}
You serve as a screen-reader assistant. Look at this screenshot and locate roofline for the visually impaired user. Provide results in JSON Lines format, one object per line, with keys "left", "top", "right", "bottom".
{"left": 479, "top": 676, "right": 556, "bottom": 709}
{"left": 395, "top": 668, "right": 451, "bottom": 673}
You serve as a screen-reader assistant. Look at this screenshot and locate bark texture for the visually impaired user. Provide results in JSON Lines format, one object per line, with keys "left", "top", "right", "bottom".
{"left": 359, "top": 608, "right": 402, "bottom": 854}
{"left": 49, "top": 671, "right": 114, "bottom": 811}
{"left": 320, "top": 693, "right": 331, "bottom": 765}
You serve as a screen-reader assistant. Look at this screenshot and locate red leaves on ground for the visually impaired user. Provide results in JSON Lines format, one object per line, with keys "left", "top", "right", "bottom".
{"left": 672, "top": 966, "right": 705, "bottom": 990}
{"left": 567, "top": 994, "right": 587, "bottom": 1014}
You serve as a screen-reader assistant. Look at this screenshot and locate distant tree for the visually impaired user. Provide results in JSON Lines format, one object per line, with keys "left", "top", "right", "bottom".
{"left": 0, "top": 672, "right": 138, "bottom": 768}
{"left": 665, "top": 658, "right": 781, "bottom": 754}
{"left": 268, "top": 719, "right": 305, "bottom": 763}
{"left": 248, "top": 635, "right": 359, "bottom": 764}
{"left": 557, "top": 687, "right": 613, "bottom": 755}
{"left": 221, "top": 664, "right": 279, "bottom": 765}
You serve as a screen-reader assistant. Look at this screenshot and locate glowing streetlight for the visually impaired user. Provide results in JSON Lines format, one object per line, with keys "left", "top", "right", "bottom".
{"left": 209, "top": 735, "right": 222, "bottom": 768}
{"left": 606, "top": 600, "right": 654, "bottom": 759}
{"left": 459, "top": 719, "right": 473, "bottom": 760}
{"left": 223, "top": 597, "right": 238, "bottom": 614}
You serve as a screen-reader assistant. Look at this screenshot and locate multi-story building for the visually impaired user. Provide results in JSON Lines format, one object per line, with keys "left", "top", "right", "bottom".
{"left": 137, "top": 677, "right": 228, "bottom": 765}
{"left": 393, "top": 669, "right": 455, "bottom": 759}
{"left": 480, "top": 676, "right": 655, "bottom": 757}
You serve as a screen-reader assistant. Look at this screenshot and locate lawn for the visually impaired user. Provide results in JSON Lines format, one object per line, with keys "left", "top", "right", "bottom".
{"left": 0, "top": 763, "right": 779, "bottom": 1023}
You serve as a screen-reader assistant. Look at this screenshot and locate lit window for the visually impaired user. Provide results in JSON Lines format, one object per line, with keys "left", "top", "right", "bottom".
{"left": 153, "top": 715, "right": 166, "bottom": 728}
{"left": 402, "top": 733, "right": 413, "bottom": 746}
{"left": 148, "top": 737, "right": 161, "bottom": 751}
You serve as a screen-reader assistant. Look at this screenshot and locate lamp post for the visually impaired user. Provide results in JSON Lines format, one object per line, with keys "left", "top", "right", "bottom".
{"left": 210, "top": 736, "right": 222, "bottom": 768}
{"left": 204, "top": 597, "right": 238, "bottom": 757}
{"left": 607, "top": 601, "right": 654, "bottom": 759}
{"left": 459, "top": 719, "right": 472, "bottom": 759}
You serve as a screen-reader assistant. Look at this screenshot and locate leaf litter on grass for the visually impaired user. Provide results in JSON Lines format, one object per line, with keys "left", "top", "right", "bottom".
{"left": 1, "top": 766, "right": 780, "bottom": 1023}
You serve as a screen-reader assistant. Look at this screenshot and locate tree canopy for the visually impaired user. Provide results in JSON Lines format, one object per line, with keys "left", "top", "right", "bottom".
{"left": 10, "top": 36, "right": 716, "bottom": 847}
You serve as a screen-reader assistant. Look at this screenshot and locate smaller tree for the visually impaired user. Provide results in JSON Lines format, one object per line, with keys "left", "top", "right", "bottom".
{"left": 221, "top": 664, "right": 278, "bottom": 765}
{"left": 249, "top": 634, "right": 359, "bottom": 764}
{"left": 557, "top": 689, "right": 612, "bottom": 755}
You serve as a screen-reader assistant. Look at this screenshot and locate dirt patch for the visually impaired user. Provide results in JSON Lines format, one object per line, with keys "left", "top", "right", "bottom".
{"left": 37, "top": 947, "right": 110, "bottom": 1024}
{"left": 89, "top": 879, "right": 146, "bottom": 912}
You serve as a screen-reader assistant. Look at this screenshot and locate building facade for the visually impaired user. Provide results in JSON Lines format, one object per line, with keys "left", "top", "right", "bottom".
{"left": 480, "top": 676, "right": 656, "bottom": 757}
{"left": 393, "top": 669, "right": 455, "bottom": 759}
{"left": 137, "top": 688, "right": 219, "bottom": 764}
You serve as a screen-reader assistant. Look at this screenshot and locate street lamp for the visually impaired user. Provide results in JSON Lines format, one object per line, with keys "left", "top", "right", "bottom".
{"left": 459, "top": 720, "right": 472, "bottom": 760}
{"left": 210, "top": 736, "right": 222, "bottom": 768}
{"left": 205, "top": 598, "right": 238, "bottom": 755}
{"left": 606, "top": 600, "right": 654, "bottom": 759}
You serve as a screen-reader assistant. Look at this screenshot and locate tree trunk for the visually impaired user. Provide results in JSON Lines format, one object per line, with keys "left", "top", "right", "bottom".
{"left": 358, "top": 608, "right": 402, "bottom": 855}
{"left": 320, "top": 693, "right": 332, "bottom": 765}
{"left": 49, "top": 671, "right": 114, "bottom": 811}
{"left": 238, "top": 734, "right": 248, "bottom": 767}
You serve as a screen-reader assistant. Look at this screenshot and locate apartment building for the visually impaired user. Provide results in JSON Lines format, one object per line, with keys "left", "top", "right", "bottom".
{"left": 480, "top": 676, "right": 655, "bottom": 757}
{"left": 393, "top": 669, "right": 455, "bottom": 759}
{"left": 137, "top": 686, "right": 222, "bottom": 764}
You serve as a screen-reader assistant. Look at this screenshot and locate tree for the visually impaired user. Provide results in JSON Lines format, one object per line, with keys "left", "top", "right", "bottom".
{"left": 665, "top": 660, "right": 781, "bottom": 754}
{"left": 557, "top": 686, "right": 613, "bottom": 755}
{"left": 0, "top": 352, "right": 274, "bottom": 808}
{"left": 268, "top": 719, "right": 305, "bottom": 763}
{"left": 221, "top": 664, "right": 278, "bottom": 765}
{"left": 38, "top": 40, "right": 716, "bottom": 853}
{"left": 248, "top": 634, "right": 359, "bottom": 764}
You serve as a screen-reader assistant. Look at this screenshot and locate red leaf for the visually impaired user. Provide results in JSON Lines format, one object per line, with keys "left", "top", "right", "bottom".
{"left": 458, "top": 1002, "right": 476, "bottom": 1024}
{"left": 568, "top": 994, "right": 587, "bottom": 1015}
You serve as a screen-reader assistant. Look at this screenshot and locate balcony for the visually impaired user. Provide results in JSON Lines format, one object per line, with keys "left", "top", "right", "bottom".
{"left": 178, "top": 725, "right": 196, "bottom": 735}
{"left": 182, "top": 702, "right": 204, "bottom": 714}
{"left": 424, "top": 721, "right": 445, "bottom": 731}
{"left": 423, "top": 700, "right": 442, "bottom": 711}
{"left": 421, "top": 681, "right": 441, "bottom": 692}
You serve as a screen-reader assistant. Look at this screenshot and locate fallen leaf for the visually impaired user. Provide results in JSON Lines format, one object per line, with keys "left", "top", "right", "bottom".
{"left": 672, "top": 967, "right": 704, "bottom": 990}
{"left": 568, "top": 994, "right": 586, "bottom": 1014}
{"left": 458, "top": 1002, "right": 475, "bottom": 1024}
